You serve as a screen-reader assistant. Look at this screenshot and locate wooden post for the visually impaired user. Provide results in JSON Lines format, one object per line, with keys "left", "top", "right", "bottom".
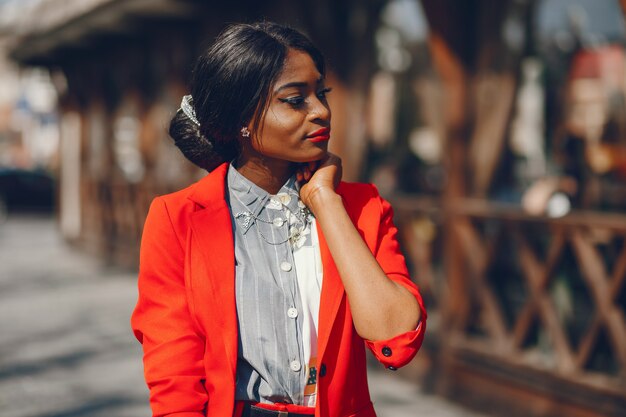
{"left": 421, "top": 0, "right": 532, "bottom": 331}
{"left": 421, "top": 0, "right": 477, "bottom": 333}
{"left": 420, "top": 0, "right": 531, "bottom": 398}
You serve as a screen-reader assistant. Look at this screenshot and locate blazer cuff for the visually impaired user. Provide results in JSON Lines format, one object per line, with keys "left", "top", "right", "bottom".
{"left": 365, "top": 318, "right": 426, "bottom": 370}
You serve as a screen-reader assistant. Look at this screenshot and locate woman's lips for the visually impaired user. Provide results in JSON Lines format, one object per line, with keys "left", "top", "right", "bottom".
{"left": 306, "top": 127, "right": 331, "bottom": 143}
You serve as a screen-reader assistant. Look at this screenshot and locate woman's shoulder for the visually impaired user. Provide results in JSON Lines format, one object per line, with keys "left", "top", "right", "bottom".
{"left": 151, "top": 181, "right": 200, "bottom": 212}
{"left": 146, "top": 171, "right": 222, "bottom": 231}
{"left": 152, "top": 163, "right": 229, "bottom": 214}
{"left": 337, "top": 181, "right": 387, "bottom": 217}
{"left": 337, "top": 181, "right": 381, "bottom": 200}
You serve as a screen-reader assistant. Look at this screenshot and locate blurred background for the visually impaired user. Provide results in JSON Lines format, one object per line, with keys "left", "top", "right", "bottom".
{"left": 0, "top": 0, "right": 625, "bottom": 416}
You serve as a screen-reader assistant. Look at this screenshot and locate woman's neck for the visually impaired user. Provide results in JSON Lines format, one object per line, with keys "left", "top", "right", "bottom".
{"left": 234, "top": 155, "right": 295, "bottom": 195}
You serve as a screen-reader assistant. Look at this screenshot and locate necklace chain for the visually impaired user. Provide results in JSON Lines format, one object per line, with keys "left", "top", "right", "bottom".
{"left": 234, "top": 197, "right": 312, "bottom": 246}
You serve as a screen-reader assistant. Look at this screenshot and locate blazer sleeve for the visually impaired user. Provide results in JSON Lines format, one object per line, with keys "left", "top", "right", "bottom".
{"left": 364, "top": 190, "right": 427, "bottom": 370}
{"left": 131, "top": 197, "right": 207, "bottom": 417}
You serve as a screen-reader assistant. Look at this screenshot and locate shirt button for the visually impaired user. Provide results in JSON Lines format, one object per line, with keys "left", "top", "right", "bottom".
{"left": 277, "top": 193, "right": 291, "bottom": 205}
{"left": 319, "top": 364, "right": 327, "bottom": 377}
{"left": 273, "top": 218, "right": 284, "bottom": 227}
{"left": 280, "top": 261, "right": 292, "bottom": 272}
{"left": 290, "top": 360, "right": 301, "bottom": 372}
{"left": 287, "top": 307, "right": 298, "bottom": 318}
{"left": 382, "top": 346, "right": 392, "bottom": 357}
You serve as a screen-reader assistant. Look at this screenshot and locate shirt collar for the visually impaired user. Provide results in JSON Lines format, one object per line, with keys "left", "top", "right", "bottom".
{"left": 228, "top": 163, "right": 267, "bottom": 215}
{"left": 227, "top": 163, "right": 301, "bottom": 233}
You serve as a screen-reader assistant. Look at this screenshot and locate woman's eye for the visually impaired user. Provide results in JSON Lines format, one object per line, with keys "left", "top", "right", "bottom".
{"left": 279, "top": 96, "right": 305, "bottom": 106}
{"left": 279, "top": 88, "right": 331, "bottom": 107}
{"left": 317, "top": 87, "right": 332, "bottom": 99}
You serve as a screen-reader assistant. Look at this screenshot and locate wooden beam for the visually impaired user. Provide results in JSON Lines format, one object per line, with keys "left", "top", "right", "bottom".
{"left": 421, "top": 0, "right": 474, "bottom": 332}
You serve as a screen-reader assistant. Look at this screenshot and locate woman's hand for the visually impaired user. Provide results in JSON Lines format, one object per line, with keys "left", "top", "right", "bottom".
{"left": 298, "top": 153, "right": 342, "bottom": 210}
{"left": 298, "top": 153, "right": 422, "bottom": 341}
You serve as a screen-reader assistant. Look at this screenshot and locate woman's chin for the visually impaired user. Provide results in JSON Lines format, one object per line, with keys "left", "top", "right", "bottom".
{"left": 302, "top": 152, "right": 328, "bottom": 163}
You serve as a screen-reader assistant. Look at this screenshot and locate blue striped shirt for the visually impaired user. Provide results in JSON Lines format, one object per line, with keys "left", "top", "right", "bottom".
{"left": 227, "top": 164, "right": 319, "bottom": 405}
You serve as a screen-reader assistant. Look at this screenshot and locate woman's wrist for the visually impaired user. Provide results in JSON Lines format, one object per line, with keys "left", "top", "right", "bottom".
{"left": 305, "top": 186, "right": 341, "bottom": 215}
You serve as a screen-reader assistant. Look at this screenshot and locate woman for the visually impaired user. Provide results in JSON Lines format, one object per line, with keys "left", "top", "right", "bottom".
{"left": 131, "top": 22, "right": 426, "bottom": 417}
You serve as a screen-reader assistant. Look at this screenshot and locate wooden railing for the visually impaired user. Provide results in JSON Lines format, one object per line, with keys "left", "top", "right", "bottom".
{"left": 392, "top": 195, "right": 626, "bottom": 416}
{"left": 79, "top": 178, "right": 160, "bottom": 267}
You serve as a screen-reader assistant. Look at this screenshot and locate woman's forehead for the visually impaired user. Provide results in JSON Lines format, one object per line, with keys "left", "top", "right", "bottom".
{"left": 275, "top": 49, "right": 323, "bottom": 87}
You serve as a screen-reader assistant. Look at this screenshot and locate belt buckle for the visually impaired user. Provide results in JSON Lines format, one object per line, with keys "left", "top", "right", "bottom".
{"left": 278, "top": 412, "right": 288, "bottom": 417}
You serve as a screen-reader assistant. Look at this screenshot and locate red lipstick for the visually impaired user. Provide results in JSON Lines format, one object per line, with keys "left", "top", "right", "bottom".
{"left": 306, "top": 127, "right": 330, "bottom": 143}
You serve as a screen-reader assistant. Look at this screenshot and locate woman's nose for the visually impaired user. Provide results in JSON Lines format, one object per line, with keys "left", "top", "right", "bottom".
{"left": 309, "top": 97, "right": 331, "bottom": 123}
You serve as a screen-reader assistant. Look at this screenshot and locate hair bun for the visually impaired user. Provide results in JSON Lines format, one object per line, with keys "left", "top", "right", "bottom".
{"left": 169, "top": 108, "right": 225, "bottom": 171}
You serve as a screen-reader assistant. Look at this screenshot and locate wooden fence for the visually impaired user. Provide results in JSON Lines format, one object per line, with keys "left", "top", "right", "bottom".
{"left": 392, "top": 195, "right": 626, "bottom": 417}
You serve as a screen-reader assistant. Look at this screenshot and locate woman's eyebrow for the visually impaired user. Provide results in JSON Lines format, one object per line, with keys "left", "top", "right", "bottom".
{"left": 274, "top": 77, "right": 325, "bottom": 93}
{"left": 275, "top": 81, "right": 308, "bottom": 92}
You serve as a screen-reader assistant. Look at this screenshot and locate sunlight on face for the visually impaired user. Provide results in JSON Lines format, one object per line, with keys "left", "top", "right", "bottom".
{"left": 244, "top": 49, "right": 332, "bottom": 165}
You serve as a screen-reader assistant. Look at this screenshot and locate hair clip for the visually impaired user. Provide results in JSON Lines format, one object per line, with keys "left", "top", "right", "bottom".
{"left": 180, "top": 95, "right": 200, "bottom": 127}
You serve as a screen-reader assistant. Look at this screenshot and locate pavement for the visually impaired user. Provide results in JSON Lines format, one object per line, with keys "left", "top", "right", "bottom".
{"left": 0, "top": 214, "right": 486, "bottom": 417}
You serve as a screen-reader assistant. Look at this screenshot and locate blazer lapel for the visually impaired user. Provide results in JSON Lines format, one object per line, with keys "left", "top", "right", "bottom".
{"left": 187, "top": 163, "right": 238, "bottom": 381}
{"left": 316, "top": 221, "right": 346, "bottom": 362}
{"left": 317, "top": 184, "right": 356, "bottom": 362}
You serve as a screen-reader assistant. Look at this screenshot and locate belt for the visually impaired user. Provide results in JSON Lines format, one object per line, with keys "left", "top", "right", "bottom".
{"left": 242, "top": 404, "right": 314, "bottom": 417}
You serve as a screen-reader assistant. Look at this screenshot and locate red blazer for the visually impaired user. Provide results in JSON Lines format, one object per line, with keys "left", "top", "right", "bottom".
{"left": 131, "top": 163, "right": 427, "bottom": 417}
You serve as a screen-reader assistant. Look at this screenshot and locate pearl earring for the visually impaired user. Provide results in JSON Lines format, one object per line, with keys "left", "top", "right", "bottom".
{"left": 241, "top": 127, "right": 250, "bottom": 138}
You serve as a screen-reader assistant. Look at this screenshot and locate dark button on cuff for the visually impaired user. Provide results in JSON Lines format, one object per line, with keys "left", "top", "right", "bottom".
{"left": 319, "top": 364, "right": 327, "bottom": 377}
{"left": 387, "top": 366, "right": 398, "bottom": 371}
{"left": 381, "top": 346, "right": 392, "bottom": 357}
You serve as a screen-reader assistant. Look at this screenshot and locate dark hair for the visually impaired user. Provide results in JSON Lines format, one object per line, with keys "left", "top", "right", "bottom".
{"left": 169, "top": 22, "right": 326, "bottom": 171}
